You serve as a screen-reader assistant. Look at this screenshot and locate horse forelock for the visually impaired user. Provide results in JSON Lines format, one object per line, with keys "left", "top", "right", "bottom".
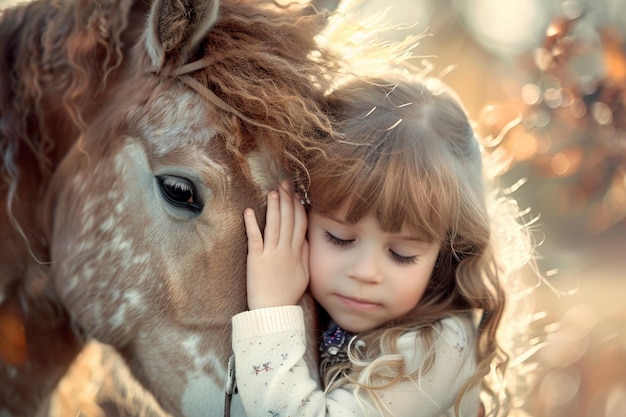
{"left": 152, "top": 0, "right": 336, "bottom": 185}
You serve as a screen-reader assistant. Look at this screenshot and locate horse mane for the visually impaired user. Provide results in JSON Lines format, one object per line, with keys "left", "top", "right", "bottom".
{"left": 0, "top": 0, "right": 137, "bottom": 315}
{"left": 159, "top": 0, "right": 338, "bottom": 181}
{"left": 0, "top": 0, "right": 132, "bottom": 190}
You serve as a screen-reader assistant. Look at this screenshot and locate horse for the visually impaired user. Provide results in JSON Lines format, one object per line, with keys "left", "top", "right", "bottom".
{"left": 0, "top": 0, "right": 338, "bottom": 415}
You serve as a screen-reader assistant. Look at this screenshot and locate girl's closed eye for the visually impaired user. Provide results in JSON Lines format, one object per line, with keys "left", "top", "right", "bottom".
{"left": 389, "top": 249, "right": 418, "bottom": 265}
{"left": 323, "top": 230, "right": 353, "bottom": 247}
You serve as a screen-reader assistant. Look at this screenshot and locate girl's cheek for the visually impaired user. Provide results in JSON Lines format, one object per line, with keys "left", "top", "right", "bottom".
{"left": 309, "top": 244, "right": 339, "bottom": 285}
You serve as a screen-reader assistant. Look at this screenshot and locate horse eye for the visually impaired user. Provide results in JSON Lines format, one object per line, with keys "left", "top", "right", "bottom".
{"left": 156, "top": 175, "right": 203, "bottom": 213}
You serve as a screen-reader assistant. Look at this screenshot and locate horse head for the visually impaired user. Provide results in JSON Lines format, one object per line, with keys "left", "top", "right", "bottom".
{"left": 0, "top": 0, "right": 333, "bottom": 415}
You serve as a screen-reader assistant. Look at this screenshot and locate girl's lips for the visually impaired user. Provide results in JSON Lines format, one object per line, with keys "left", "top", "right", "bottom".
{"left": 336, "top": 294, "right": 381, "bottom": 311}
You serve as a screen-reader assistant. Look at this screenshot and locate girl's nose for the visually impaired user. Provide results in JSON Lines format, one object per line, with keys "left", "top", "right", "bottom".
{"left": 347, "top": 251, "right": 383, "bottom": 284}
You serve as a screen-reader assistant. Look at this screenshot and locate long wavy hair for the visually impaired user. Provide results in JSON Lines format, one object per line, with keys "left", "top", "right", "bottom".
{"left": 303, "top": 74, "right": 536, "bottom": 416}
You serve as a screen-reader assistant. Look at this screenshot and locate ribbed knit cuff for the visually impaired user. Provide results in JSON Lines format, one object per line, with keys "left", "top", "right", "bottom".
{"left": 232, "top": 305, "right": 304, "bottom": 342}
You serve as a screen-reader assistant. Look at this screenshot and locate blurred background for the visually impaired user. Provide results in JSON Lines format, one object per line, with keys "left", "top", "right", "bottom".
{"left": 337, "top": 0, "right": 626, "bottom": 416}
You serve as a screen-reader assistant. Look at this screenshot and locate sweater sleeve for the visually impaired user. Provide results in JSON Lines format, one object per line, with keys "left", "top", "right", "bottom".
{"left": 231, "top": 307, "right": 480, "bottom": 417}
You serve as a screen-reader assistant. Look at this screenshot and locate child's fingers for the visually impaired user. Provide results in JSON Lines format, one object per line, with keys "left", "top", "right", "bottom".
{"left": 263, "top": 190, "right": 280, "bottom": 247}
{"left": 243, "top": 208, "right": 263, "bottom": 255}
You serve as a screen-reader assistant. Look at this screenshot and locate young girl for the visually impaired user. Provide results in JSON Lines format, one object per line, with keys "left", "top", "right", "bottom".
{"left": 233, "top": 74, "right": 535, "bottom": 416}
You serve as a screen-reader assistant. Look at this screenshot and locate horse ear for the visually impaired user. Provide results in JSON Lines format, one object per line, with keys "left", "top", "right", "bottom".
{"left": 245, "top": 147, "right": 285, "bottom": 198}
{"left": 146, "top": 0, "right": 220, "bottom": 67}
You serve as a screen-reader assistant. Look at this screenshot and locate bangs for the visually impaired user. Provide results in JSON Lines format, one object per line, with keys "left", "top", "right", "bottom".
{"left": 305, "top": 76, "right": 479, "bottom": 246}
{"left": 308, "top": 124, "right": 459, "bottom": 244}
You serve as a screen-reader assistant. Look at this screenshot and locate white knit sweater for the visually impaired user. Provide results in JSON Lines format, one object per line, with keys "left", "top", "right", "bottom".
{"left": 231, "top": 306, "right": 480, "bottom": 417}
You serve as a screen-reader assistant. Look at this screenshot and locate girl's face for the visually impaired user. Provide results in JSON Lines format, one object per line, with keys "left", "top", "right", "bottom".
{"left": 308, "top": 209, "right": 441, "bottom": 333}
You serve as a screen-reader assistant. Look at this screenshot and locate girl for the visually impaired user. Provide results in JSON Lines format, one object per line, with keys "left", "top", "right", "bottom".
{"left": 233, "top": 74, "right": 535, "bottom": 416}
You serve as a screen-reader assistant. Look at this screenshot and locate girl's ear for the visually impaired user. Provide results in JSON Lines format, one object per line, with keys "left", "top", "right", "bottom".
{"left": 145, "top": 0, "right": 220, "bottom": 68}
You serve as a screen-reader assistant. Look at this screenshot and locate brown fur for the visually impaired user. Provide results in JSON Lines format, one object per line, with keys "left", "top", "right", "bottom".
{"left": 0, "top": 0, "right": 335, "bottom": 415}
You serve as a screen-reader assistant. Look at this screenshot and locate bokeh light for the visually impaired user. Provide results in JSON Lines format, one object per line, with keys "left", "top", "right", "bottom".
{"left": 454, "top": 0, "right": 554, "bottom": 57}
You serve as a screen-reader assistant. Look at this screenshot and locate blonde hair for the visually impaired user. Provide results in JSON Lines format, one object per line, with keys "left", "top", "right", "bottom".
{"left": 303, "top": 74, "right": 535, "bottom": 416}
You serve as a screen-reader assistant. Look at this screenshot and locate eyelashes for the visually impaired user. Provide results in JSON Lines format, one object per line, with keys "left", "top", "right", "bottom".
{"left": 389, "top": 252, "right": 418, "bottom": 265}
{"left": 322, "top": 231, "right": 418, "bottom": 265}
{"left": 323, "top": 231, "right": 353, "bottom": 247}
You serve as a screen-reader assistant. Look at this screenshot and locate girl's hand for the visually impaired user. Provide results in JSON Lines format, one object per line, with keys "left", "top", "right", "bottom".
{"left": 243, "top": 182, "right": 309, "bottom": 310}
